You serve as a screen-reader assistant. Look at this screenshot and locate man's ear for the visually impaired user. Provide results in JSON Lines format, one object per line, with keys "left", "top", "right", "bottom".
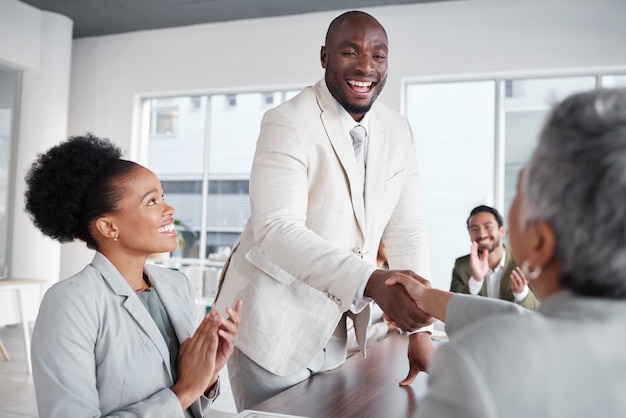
{"left": 528, "top": 219, "right": 557, "bottom": 268}
{"left": 94, "top": 216, "right": 118, "bottom": 241}
{"left": 500, "top": 226, "right": 507, "bottom": 238}
{"left": 320, "top": 46, "right": 327, "bottom": 68}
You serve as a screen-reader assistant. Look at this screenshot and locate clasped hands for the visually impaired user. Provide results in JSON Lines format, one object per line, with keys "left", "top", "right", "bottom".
{"left": 172, "top": 300, "right": 243, "bottom": 410}
{"left": 365, "top": 269, "right": 433, "bottom": 331}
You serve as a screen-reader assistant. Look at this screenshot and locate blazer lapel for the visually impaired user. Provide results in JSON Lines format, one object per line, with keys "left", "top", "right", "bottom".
{"left": 499, "top": 245, "right": 515, "bottom": 301}
{"left": 91, "top": 253, "right": 174, "bottom": 379}
{"left": 315, "top": 81, "right": 367, "bottom": 236}
{"left": 149, "top": 270, "right": 195, "bottom": 346}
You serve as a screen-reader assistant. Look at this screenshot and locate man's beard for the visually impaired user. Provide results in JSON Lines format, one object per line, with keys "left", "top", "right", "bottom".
{"left": 486, "top": 237, "right": 501, "bottom": 253}
{"left": 338, "top": 95, "right": 376, "bottom": 115}
{"left": 325, "top": 72, "right": 386, "bottom": 116}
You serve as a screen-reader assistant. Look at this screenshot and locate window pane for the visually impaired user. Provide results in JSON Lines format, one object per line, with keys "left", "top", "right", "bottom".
{"left": 206, "top": 92, "right": 272, "bottom": 256}
{"left": 602, "top": 74, "right": 626, "bottom": 88}
{"left": 144, "top": 89, "right": 300, "bottom": 262}
{"left": 406, "top": 81, "right": 496, "bottom": 290}
{"left": 501, "top": 76, "right": 596, "bottom": 224}
{"left": 147, "top": 96, "right": 208, "bottom": 259}
{"left": 0, "top": 67, "right": 18, "bottom": 270}
{"left": 153, "top": 107, "right": 178, "bottom": 135}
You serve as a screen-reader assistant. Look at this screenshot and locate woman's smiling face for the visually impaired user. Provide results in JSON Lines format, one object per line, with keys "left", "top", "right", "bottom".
{"left": 107, "top": 166, "right": 178, "bottom": 256}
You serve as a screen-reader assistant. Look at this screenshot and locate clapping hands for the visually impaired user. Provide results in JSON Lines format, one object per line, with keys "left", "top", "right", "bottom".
{"left": 172, "top": 300, "right": 242, "bottom": 409}
{"left": 510, "top": 266, "right": 528, "bottom": 294}
{"left": 469, "top": 241, "right": 489, "bottom": 282}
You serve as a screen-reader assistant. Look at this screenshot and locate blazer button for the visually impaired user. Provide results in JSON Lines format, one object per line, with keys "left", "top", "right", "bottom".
{"left": 353, "top": 247, "right": 362, "bottom": 256}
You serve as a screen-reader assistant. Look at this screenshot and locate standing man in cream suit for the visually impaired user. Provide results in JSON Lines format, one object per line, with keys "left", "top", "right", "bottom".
{"left": 214, "top": 11, "right": 433, "bottom": 410}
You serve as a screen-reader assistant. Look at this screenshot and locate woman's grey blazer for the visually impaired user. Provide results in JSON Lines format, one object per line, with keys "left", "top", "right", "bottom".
{"left": 417, "top": 291, "right": 626, "bottom": 417}
{"left": 31, "top": 252, "right": 214, "bottom": 417}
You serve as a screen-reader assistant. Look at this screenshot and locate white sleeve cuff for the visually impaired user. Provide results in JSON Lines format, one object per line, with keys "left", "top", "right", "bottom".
{"left": 399, "top": 323, "right": 434, "bottom": 336}
{"left": 513, "top": 284, "right": 530, "bottom": 303}
{"left": 468, "top": 276, "right": 483, "bottom": 295}
{"left": 351, "top": 265, "right": 377, "bottom": 313}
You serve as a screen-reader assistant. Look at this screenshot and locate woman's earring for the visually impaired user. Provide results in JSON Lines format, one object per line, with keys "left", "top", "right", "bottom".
{"left": 521, "top": 260, "right": 541, "bottom": 280}
{"left": 114, "top": 235, "right": 118, "bottom": 243}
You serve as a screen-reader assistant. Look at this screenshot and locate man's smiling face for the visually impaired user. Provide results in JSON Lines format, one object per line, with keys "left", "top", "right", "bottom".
{"left": 321, "top": 13, "right": 388, "bottom": 121}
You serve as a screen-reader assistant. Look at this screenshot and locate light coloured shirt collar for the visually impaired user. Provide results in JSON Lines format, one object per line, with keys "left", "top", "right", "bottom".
{"left": 339, "top": 105, "right": 370, "bottom": 135}
{"left": 492, "top": 246, "right": 507, "bottom": 273}
{"left": 322, "top": 79, "right": 371, "bottom": 135}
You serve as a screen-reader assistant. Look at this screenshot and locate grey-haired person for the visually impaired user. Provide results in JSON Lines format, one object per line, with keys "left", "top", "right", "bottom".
{"left": 389, "top": 88, "right": 626, "bottom": 418}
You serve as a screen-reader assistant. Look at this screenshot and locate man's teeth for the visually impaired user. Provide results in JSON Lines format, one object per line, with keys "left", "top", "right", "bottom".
{"left": 348, "top": 80, "right": 372, "bottom": 87}
{"left": 158, "top": 224, "right": 175, "bottom": 233}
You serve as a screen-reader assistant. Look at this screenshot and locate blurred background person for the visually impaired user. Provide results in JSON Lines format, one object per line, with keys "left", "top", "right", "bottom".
{"left": 388, "top": 88, "right": 626, "bottom": 418}
{"left": 24, "top": 134, "right": 242, "bottom": 418}
{"left": 450, "top": 205, "right": 539, "bottom": 309}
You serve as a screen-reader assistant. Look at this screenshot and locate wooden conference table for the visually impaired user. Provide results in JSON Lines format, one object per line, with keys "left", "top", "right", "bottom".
{"left": 250, "top": 332, "right": 438, "bottom": 418}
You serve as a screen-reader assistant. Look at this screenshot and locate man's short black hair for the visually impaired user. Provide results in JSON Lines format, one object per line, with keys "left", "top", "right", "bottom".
{"left": 466, "top": 205, "right": 504, "bottom": 229}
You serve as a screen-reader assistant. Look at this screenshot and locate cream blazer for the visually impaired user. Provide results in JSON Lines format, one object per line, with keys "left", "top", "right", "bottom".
{"left": 32, "top": 252, "right": 213, "bottom": 417}
{"left": 215, "top": 79, "right": 430, "bottom": 376}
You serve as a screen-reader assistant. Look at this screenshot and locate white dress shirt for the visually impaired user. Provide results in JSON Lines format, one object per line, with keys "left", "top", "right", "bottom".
{"left": 468, "top": 247, "right": 529, "bottom": 303}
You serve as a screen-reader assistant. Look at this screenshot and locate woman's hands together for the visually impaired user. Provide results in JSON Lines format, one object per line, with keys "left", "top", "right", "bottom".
{"left": 173, "top": 300, "right": 242, "bottom": 410}
{"left": 212, "top": 300, "right": 243, "bottom": 385}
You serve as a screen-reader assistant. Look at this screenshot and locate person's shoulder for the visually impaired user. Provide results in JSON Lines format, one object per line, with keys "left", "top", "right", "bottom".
{"left": 277, "top": 85, "right": 316, "bottom": 108}
{"left": 47, "top": 264, "right": 103, "bottom": 292}
{"left": 371, "top": 100, "right": 407, "bottom": 123}
{"left": 263, "top": 85, "right": 317, "bottom": 120}
{"left": 454, "top": 254, "right": 471, "bottom": 267}
{"left": 40, "top": 264, "right": 104, "bottom": 309}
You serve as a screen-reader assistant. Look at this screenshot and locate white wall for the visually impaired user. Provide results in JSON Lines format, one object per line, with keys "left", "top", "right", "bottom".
{"left": 0, "top": 0, "right": 41, "bottom": 70}
{"left": 63, "top": 0, "right": 626, "bottom": 285}
{"left": 0, "top": 0, "right": 73, "bottom": 325}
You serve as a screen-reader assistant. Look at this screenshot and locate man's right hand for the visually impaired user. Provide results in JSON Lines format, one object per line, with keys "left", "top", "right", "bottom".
{"left": 364, "top": 269, "right": 434, "bottom": 331}
{"left": 469, "top": 241, "right": 489, "bottom": 281}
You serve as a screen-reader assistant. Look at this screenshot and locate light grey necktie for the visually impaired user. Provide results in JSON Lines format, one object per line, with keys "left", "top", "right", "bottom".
{"left": 350, "top": 124, "right": 367, "bottom": 193}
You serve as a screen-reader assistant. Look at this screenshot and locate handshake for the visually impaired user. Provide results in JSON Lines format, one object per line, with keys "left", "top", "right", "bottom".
{"left": 365, "top": 269, "right": 443, "bottom": 332}
{"left": 365, "top": 269, "right": 451, "bottom": 385}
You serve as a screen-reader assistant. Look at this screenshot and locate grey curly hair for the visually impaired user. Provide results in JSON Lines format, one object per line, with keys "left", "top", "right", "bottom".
{"left": 519, "top": 88, "right": 626, "bottom": 298}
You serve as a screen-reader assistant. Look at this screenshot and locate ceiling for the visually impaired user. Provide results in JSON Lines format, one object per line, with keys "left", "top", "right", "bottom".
{"left": 20, "top": 0, "right": 456, "bottom": 38}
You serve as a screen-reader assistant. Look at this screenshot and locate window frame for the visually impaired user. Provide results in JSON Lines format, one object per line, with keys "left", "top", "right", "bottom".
{"left": 134, "top": 85, "right": 305, "bottom": 262}
{"left": 401, "top": 66, "right": 625, "bottom": 212}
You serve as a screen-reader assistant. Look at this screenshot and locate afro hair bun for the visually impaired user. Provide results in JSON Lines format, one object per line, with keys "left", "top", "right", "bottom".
{"left": 24, "top": 133, "right": 122, "bottom": 243}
